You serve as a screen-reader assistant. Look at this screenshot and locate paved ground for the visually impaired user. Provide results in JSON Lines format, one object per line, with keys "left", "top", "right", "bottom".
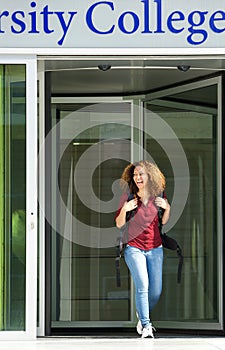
{"left": 0, "top": 337, "right": 224, "bottom": 350}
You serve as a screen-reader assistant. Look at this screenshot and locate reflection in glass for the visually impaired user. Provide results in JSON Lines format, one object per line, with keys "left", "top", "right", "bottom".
{"left": 144, "top": 85, "right": 219, "bottom": 325}
{"left": 50, "top": 103, "right": 131, "bottom": 326}
{"left": 0, "top": 65, "right": 26, "bottom": 330}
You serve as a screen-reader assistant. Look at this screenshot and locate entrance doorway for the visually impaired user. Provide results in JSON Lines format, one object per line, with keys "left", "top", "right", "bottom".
{"left": 38, "top": 58, "right": 224, "bottom": 335}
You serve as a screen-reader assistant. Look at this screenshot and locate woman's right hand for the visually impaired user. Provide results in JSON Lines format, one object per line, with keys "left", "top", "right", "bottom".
{"left": 122, "top": 198, "right": 138, "bottom": 212}
{"left": 116, "top": 197, "right": 138, "bottom": 229}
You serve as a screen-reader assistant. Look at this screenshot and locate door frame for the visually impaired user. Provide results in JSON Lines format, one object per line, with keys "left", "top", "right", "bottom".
{"left": 38, "top": 64, "right": 224, "bottom": 335}
{"left": 37, "top": 94, "right": 138, "bottom": 336}
{"left": 0, "top": 56, "right": 37, "bottom": 340}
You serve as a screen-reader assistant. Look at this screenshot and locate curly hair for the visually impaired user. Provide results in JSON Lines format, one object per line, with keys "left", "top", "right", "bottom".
{"left": 120, "top": 160, "right": 166, "bottom": 197}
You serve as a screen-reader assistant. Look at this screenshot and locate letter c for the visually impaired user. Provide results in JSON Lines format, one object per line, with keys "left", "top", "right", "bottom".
{"left": 86, "top": 1, "right": 115, "bottom": 34}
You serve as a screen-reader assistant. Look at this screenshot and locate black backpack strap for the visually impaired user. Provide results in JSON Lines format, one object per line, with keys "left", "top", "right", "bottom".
{"left": 115, "top": 254, "right": 121, "bottom": 287}
{"left": 115, "top": 228, "right": 124, "bottom": 288}
{"left": 158, "top": 192, "right": 183, "bottom": 284}
{"left": 115, "top": 193, "right": 136, "bottom": 287}
{"left": 177, "top": 245, "right": 183, "bottom": 284}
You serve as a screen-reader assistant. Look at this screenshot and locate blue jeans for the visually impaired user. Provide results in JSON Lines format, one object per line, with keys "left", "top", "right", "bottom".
{"left": 124, "top": 245, "right": 163, "bottom": 328}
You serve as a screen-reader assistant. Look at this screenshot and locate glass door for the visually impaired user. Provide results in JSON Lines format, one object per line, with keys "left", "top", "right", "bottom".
{"left": 0, "top": 59, "right": 37, "bottom": 339}
{"left": 47, "top": 99, "right": 136, "bottom": 332}
{"left": 142, "top": 77, "right": 223, "bottom": 331}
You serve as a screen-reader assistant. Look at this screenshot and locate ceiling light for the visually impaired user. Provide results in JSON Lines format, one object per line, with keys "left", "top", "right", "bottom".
{"left": 98, "top": 64, "right": 111, "bottom": 71}
{"left": 177, "top": 65, "right": 191, "bottom": 72}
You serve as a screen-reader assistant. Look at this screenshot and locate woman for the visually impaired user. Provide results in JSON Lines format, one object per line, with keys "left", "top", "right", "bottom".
{"left": 115, "top": 160, "right": 170, "bottom": 338}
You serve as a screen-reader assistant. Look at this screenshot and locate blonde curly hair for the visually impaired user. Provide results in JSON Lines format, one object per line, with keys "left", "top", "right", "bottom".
{"left": 120, "top": 160, "right": 166, "bottom": 197}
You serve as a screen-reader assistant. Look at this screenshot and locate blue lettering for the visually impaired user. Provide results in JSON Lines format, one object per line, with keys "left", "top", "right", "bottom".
{"left": 141, "top": 0, "right": 152, "bottom": 33}
{"left": 167, "top": 11, "right": 184, "bottom": 33}
{"left": 86, "top": 1, "right": 114, "bottom": 34}
{"left": 11, "top": 11, "right": 26, "bottom": 33}
{"left": 1, "top": 1, "right": 225, "bottom": 48}
{"left": 187, "top": 11, "right": 208, "bottom": 45}
{"left": 0, "top": 11, "right": 9, "bottom": 33}
{"left": 118, "top": 12, "right": 139, "bottom": 34}
{"left": 209, "top": 10, "right": 225, "bottom": 33}
{"left": 28, "top": 1, "right": 39, "bottom": 33}
{"left": 40, "top": 5, "right": 54, "bottom": 34}
{"left": 154, "top": 0, "right": 165, "bottom": 33}
{"left": 55, "top": 11, "right": 77, "bottom": 46}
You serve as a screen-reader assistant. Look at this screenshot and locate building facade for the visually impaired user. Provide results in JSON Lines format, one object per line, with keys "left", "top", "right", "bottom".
{"left": 0, "top": 0, "right": 224, "bottom": 340}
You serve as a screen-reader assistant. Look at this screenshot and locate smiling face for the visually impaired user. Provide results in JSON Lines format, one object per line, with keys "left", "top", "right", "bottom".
{"left": 133, "top": 166, "right": 149, "bottom": 191}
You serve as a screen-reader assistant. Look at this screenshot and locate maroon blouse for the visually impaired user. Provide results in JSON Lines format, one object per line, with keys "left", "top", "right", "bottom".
{"left": 115, "top": 193, "right": 162, "bottom": 250}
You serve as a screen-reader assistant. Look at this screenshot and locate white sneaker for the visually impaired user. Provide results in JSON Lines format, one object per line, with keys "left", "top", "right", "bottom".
{"left": 136, "top": 312, "right": 142, "bottom": 335}
{"left": 141, "top": 324, "right": 155, "bottom": 339}
{"left": 136, "top": 319, "right": 142, "bottom": 335}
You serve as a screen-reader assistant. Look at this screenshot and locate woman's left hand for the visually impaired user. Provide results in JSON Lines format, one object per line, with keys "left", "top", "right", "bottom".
{"left": 155, "top": 197, "right": 169, "bottom": 210}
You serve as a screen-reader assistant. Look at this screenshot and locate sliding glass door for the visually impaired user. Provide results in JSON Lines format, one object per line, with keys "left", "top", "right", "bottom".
{"left": 143, "top": 77, "right": 223, "bottom": 331}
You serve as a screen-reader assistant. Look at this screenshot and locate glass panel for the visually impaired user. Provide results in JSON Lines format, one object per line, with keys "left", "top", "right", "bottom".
{"left": 144, "top": 84, "right": 220, "bottom": 328}
{"left": 0, "top": 65, "right": 26, "bottom": 330}
{"left": 50, "top": 102, "right": 131, "bottom": 327}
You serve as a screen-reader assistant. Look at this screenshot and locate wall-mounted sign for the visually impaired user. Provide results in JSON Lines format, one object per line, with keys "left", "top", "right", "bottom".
{"left": 0, "top": 0, "right": 225, "bottom": 48}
